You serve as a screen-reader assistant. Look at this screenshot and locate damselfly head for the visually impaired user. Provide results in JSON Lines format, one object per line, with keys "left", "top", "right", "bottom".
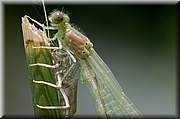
{"left": 49, "top": 10, "right": 70, "bottom": 25}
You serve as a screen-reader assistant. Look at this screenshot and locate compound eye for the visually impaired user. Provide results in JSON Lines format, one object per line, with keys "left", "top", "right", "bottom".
{"left": 49, "top": 11, "right": 64, "bottom": 24}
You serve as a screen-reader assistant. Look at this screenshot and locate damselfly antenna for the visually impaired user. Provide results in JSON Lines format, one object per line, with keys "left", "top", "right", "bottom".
{"left": 42, "top": 0, "right": 49, "bottom": 38}
{"left": 61, "top": 6, "right": 65, "bottom": 13}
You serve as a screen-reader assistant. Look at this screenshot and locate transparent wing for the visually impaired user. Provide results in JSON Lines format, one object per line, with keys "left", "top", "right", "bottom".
{"left": 85, "top": 48, "right": 142, "bottom": 118}
{"left": 80, "top": 59, "right": 108, "bottom": 118}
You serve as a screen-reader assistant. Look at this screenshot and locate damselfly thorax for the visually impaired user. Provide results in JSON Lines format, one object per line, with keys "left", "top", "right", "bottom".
{"left": 48, "top": 10, "right": 93, "bottom": 59}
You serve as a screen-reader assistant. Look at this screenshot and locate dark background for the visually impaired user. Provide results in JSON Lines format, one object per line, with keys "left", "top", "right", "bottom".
{"left": 4, "top": 3, "right": 177, "bottom": 117}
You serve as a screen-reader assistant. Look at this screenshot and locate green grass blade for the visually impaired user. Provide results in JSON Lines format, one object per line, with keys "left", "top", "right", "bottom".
{"left": 21, "top": 16, "right": 61, "bottom": 118}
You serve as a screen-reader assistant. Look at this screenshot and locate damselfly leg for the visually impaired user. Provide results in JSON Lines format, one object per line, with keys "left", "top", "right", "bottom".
{"left": 26, "top": 16, "right": 62, "bottom": 49}
{"left": 32, "top": 46, "right": 59, "bottom": 50}
{"left": 26, "top": 14, "right": 78, "bottom": 110}
{"left": 26, "top": 15, "right": 58, "bottom": 30}
{"left": 29, "top": 63, "right": 58, "bottom": 68}
{"left": 29, "top": 52, "right": 76, "bottom": 109}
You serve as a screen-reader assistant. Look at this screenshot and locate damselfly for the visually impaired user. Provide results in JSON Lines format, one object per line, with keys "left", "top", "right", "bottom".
{"left": 22, "top": 0, "right": 142, "bottom": 118}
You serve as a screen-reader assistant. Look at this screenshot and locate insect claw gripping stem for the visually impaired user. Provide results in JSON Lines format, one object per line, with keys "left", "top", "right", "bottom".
{"left": 32, "top": 46, "right": 60, "bottom": 50}
{"left": 32, "top": 73, "right": 71, "bottom": 110}
{"left": 32, "top": 72, "right": 71, "bottom": 110}
{"left": 26, "top": 15, "right": 58, "bottom": 30}
{"left": 32, "top": 80, "right": 59, "bottom": 88}
{"left": 25, "top": 15, "right": 44, "bottom": 28}
{"left": 29, "top": 63, "right": 59, "bottom": 69}
{"left": 36, "top": 104, "right": 70, "bottom": 110}
{"left": 29, "top": 50, "right": 74, "bottom": 111}
{"left": 34, "top": 86, "right": 70, "bottom": 110}
{"left": 33, "top": 79, "right": 71, "bottom": 110}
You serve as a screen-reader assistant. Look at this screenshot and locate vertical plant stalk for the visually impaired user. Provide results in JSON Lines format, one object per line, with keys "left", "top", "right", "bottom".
{"left": 21, "top": 16, "right": 61, "bottom": 118}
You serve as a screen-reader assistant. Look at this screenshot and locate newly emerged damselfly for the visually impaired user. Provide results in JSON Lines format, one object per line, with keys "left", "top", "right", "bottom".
{"left": 22, "top": 0, "right": 142, "bottom": 118}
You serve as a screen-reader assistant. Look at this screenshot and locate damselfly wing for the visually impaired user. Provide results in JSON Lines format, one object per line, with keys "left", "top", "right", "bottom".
{"left": 64, "top": 21, "right": 142, "bottom": 118}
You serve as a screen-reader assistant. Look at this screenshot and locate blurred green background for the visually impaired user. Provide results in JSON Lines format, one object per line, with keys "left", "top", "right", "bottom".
{"left": 5, "top": 3, "right": 177, "bottom": 117}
